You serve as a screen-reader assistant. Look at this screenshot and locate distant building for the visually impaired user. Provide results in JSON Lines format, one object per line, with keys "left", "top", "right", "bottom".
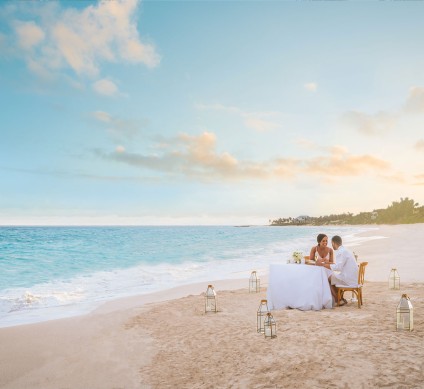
{"left": 371, "top": 211, "right": 378, "bottom": 220}
{"left": 294, "top": 215, "right": 310, "bottom": 224}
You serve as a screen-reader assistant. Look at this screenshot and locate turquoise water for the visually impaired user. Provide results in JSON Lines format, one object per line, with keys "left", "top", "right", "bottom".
{"left": 0, "top": 225, "right": 377, "bottom": 327}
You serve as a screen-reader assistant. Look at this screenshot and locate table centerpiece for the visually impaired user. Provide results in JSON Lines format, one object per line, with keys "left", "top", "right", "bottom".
{"left": 292, "top": 250, "right": 304, "bottom": 264}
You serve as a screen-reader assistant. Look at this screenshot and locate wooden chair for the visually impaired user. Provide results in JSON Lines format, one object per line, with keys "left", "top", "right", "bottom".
{"left": 337, "top": 262, "right": 368, "bottom": 308}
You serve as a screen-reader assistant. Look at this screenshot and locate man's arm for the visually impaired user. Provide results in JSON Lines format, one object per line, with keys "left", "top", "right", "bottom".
{"left": 317, "top": 251, "right": 345, "bottom": 271}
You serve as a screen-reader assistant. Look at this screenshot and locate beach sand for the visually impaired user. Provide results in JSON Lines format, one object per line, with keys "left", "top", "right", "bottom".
{"left": 1, "top": 224, "right": 423, "bottom": 389}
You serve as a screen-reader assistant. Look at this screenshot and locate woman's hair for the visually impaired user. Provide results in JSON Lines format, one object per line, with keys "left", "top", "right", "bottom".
{"left": 317, "top": 234, "right": 327, "bottom": 245}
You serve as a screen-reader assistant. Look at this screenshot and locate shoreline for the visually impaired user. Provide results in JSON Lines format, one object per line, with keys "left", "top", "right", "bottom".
{"left": 1, "top": 279, "right": 423, "bottom": 388}
{"left": 92, "top": 224, "right": 410, "bottom": 316}
{"left": 1, "top": 224, "right": 424, "bottom": 388}
{"left": 1, "top": 223, "right": 420, "bottom": 329}
{"left": 1, "top": 224, "right": 379, "bottom": 329}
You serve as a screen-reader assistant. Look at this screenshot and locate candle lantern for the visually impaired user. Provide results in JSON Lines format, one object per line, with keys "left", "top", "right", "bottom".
{"left": 264, "top": 312, "right": 277, "bottom": 339}
{"left": 257, "top": 299, "right": 269, "bottom": 333}
{"left": 389, "top": 268, "right": 400, "bottom": 290}
{"left": 205, "top": 284, "right": 217, "bottom": 313}
{"left": 396, "top": 294, "right": 413, "bottom": 331}
{"left": 249, "top": 271, "right": 260, "bottom": 293}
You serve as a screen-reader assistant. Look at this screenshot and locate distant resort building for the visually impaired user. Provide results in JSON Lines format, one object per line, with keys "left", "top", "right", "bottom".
{"left": 293, "top": 215, "right": 310, "bottom": 224}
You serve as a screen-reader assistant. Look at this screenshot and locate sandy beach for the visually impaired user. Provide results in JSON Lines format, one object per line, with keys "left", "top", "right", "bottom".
{"left": 1, "top": 224, "right": 423, "bottom": 389}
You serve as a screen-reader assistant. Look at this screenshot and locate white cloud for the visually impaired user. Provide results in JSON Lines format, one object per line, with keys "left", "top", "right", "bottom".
{"left": 295, "top": 138, "right": 317, "bottom": 150}
{"left": 341, "top": 86, "right": 424, "bottom": 136}
{"left": 91, "top": 110, "right": 141, "bottom": 139}
{"left": 92, "top": 111, "right": 112, "bottom": 123}
{"left": 405, "top": 86, "right": 424, "bottom": 113}
{"left": 116, "top": 145, "right": 126, "bottom": 153}
{"left": 341, "top": 110, "right": 398, "bottom": 135}
{"left": 14, "top": 20, "right": 45, "bottom": 49}
{"left": 96, "top": 131, "right": 392, "bottom": 182}
{"left": 304, "top": 146, "right": 390, "bottom": 177}
{"left": 8, "top": 0, "right": 160, "bottom": 77}
{"left": 304, "top": 82, "right": 317, "bottom": 92}
{"left": 195, "top": 103, "right": 280, "bottom": 132}
{"left": 92, "top": 78, "right": 119, "bottom": 96}
{"left": 243, "top": 116, "right": 279, "bottom": 132}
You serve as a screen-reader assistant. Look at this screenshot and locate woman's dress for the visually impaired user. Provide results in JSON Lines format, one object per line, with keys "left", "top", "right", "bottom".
{"left": 315, "top": 248, "right": 330, "bottom": 261}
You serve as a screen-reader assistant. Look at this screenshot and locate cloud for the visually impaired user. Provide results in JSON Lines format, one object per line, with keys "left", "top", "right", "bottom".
{"left": 303, "top": 145, "right": 390, "bottom": 177}
{"left": 404, "top": 87, "right": 424, "bottom": 113}
{"left": 92, "top": 78, "right": 119, "bottom": 96}
{"left": 295, "top": 138, "right": 317, "bottom": 150}
{"left": 413, "top": 173, "right": 424, "bottom": 186}
{"left": 92, "top": 110, "right": 112, "bottom": 123}
{"left": 195, "top": 103, "right": 280, "bottom": 132}
{"left": 341, "top": 86, "right": 424, "bottom": 136}
{"left": 341, "top": 111, "right": 398, "bottom": 135}
{"left": 243, "top": 116, "right": 279, "bottom": 132}
{"left": 96, "top": 131, "right": 291, "bottom": 181}
{"left": 14, "top": 20, "right": 45, "bottom": 49}
{"left": 414, "top": 139, "right": 424, "bottom": 151}
{"left": 91, "top": 110, "right": 142, "bottom": 139}
{"left": 98, "top": 132, "right": 252, "bottom": 181}
{"left": 7, "top": 0, "right": 160, "bottom": 77}
{"left": 95, "top": 131, "right": 392, "bottom": 182}
{"left": 379, "top": 172, "right": 406, "bottom": 183}
{"left": 304, "top": 82, "right": 317, "bottom": 92}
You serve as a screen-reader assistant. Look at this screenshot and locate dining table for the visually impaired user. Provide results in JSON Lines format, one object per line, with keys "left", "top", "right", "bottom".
{"left": 267, "top": 263, "right": 333, "bottom": 311}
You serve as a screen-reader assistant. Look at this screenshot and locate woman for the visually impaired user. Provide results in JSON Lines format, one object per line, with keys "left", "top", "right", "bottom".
{"left": 310, "top": 233, "right": 334, "bottom": 264}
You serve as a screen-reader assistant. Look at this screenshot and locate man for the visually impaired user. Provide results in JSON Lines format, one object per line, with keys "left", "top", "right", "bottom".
{"left": 316, "top": 235, "right": 358, "bottom": 306}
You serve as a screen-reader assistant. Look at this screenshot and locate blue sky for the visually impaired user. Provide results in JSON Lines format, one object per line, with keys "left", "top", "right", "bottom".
{"left": 1, "top": 0, "right": 423, "bottom": 225}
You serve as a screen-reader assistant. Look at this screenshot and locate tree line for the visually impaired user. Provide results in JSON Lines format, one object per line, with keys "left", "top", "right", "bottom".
{"left": 270, "top": 198, "right": 424, "bottom": 226}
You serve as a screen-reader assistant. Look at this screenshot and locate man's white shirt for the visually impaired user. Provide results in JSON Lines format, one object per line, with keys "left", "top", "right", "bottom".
{"left": 330, "top": 246, "right": 358, "bottom": 286}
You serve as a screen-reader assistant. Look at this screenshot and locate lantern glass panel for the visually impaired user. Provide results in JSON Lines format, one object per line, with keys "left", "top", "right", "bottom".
{"left": 257, "top": 299, "right": 269, "bottom": 333}
{"left": 205, "top": 285, "right": 217, "bottom": 313}
{"left": 389, "top": 268, "right": 400, "bottom": 290}
{"left": 264, "top": 312, "right": 277, "bottom": 339}
{"left": 249, "top": 271, "right": 260, "bottom": 293}
{"left": 396, "top": 294, "right": 413, "bottom": 331}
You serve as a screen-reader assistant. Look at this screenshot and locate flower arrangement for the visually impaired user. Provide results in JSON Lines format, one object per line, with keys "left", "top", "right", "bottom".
{"left": 292, "top": 251, "right": 303, "bottom": 264}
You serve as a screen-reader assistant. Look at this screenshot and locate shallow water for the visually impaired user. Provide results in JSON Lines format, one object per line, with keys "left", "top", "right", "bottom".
{"left": 0, "top": 225, "right": 378, "bottom": 327}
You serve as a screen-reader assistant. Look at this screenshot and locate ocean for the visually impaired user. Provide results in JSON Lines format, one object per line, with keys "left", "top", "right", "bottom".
{"left": 0, "top": 225, "right": 379, "bottom": 327}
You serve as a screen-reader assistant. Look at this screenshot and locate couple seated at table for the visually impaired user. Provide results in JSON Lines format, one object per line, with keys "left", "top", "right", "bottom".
{"left": 314, "top": 235, "right": 359, "bottom": 306}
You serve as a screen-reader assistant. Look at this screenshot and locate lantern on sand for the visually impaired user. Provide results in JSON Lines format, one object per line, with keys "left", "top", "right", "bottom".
{"left": 257, "top": 299, "right": 269, "bottom": 333}
{"left": 264, "top": 312, "right": 277, "bottom": 339}
{"left": 205, "top": 285, "right": 217, "bottom": 313}
{"left": 396, "top": 294, "right": 413, "bottom": 332}
{"left": 389, "top": 268, "right": 400, "bottom": 290}
{"left": 249, "top": 271, "right": 260, "bottom": 293}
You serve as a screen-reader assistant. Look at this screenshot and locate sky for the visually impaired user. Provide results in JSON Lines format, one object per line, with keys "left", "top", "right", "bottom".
{"left": 0, "top": 0, "right": 423, "bottom": 226}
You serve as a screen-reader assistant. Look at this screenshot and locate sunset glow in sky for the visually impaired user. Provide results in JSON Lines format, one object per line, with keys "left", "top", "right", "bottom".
{"left": 1, "top": 0, "right": 424, "bottom": 225}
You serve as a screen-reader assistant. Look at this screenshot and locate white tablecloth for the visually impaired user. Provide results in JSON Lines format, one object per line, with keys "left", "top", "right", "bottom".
{"left": 267, "top": 264, "right": 333, "bottom": 311}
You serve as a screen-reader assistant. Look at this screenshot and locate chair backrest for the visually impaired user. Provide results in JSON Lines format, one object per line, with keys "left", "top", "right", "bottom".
{"left": 358, "top": 262, "right": 368, "bottom": 285}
